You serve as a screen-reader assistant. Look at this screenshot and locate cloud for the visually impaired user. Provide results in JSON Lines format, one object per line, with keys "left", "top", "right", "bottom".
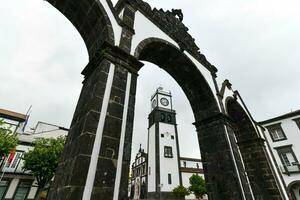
{"left": 1, "top": 0, "right": 299, "bottom": 160}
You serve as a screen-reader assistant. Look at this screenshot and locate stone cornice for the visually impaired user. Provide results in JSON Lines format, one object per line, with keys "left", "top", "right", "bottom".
{"left": 82, "top": 41, "right": 144, "bottom": 78}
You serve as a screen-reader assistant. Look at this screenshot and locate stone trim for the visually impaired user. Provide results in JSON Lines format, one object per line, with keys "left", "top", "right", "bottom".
{"left": 180, "top": 157, "right": 202, "bottom": 162}
{"left": 127, "top": 0, "right": 217, "bottom": 74}
{"left": 179, "top": 167, "right": 204, "bottom": 174}
{"left": 82, "top": 42, "right": 143, "bottom": 78}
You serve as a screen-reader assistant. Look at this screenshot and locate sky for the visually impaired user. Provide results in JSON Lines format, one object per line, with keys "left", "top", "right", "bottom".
{"left": 1, "top": 0, "right": 300, "bottom": 159}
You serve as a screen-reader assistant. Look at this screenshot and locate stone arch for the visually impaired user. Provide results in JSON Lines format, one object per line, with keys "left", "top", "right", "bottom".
{"left": 288, "top": 181, "right": 300, "bottom": 200}
{"left": 134, "top": 38, "right": 248, "bottom": 200}
{"left": 226, "top": 97, "right": 282, "bottom": 199}
{"left": 135, "top": 37, "right": 220, "bottom": 121}
{"left": 46, "top": 0, "right": 115, "bottom": 59}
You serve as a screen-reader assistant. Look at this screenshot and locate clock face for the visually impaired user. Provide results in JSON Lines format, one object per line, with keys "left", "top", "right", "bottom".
{"left": 152, "top": 99, "right": 157, "bottom": 108}
{"left": 160, "top": 98, "right": 169, "bottom": 106}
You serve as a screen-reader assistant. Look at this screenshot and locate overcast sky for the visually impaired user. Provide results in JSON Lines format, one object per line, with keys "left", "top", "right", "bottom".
{"left": 1, "top": 0, "right": 300, "bottom": 159}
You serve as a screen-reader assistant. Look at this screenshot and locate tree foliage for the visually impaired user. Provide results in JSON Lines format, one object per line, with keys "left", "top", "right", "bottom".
{"left": 0, "top": 119, "right": 18, "bottom": 158}
{"left": 172, "top": 185, "right": 190, "bottom": 198}
{"left": 189, "top": 174, "right": 207, "bottom": 199}
{"left": 22, "top": 136, "right": 65, "bottom": 190}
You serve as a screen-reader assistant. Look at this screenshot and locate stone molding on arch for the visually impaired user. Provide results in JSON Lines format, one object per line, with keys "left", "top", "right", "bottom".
{"left": 46, "top": 0, "right": 115, "bottom": 59}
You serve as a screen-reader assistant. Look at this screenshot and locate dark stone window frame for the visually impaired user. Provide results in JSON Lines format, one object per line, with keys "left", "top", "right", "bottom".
{"left": 293, "top": 117, "right": 300, "bottom": 130}
{"left": 266, "top": 123, "right": 287, "bottom": 142}
{"left": 274, "top": 145, "right": 300, "bottom": 175}
{"left": 164, "top": 146, "right": 173, "bottom": 158}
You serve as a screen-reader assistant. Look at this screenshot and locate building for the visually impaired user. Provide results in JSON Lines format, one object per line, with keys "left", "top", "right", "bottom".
{"left": 130, "top": 145, "right": 147, "bottom": 199}
{"left": 0, "top": 108, "right": 68, "bottom": 200}
{"left": 179, "top": 157, "right": 207, "bottom": 200}
{"left": 260, "top": 110, "right": 300, "bottom": 200}
{"left": 129, "top": 88, "right": 206, "bottom": 199}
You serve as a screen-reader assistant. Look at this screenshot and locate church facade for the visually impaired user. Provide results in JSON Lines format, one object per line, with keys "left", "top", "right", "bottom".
{"left": 129, "top": 88, "right": 207, "bottom": 199}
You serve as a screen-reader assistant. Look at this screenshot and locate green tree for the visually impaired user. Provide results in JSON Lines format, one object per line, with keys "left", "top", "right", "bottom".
{"left": 189, "top": 174, "right": 207, "bottom": 200}
{"left": 22, "top": 136, "right": 65, "bottom": 199}
{"left": 172, "top": 185, "right": 190, "bottom": 198}
{"left": 0, "top": 119, "right": 18, "bottom": 159}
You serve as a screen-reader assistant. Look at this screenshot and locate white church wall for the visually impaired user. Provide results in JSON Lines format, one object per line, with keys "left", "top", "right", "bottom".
{"left": 159, "top": 123, "right": 180, "bottom": 192}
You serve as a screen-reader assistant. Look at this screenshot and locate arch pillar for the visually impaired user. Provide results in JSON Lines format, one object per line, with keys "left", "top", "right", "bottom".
{"left": 194, "top": 113, "right": 254, "bottom": 200}
{"left": 47, "top": 41, "right": 143, "bottom": 200}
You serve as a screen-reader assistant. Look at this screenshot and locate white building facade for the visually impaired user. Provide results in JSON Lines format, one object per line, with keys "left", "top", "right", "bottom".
{"left": 260, "top": 110, "right": 300, "bottom": 200}
{"left": 130, "top": 88, "right": 206, "bottom": 199}
{"left": 0, "top": 108, "right": 68, "bottom": 200}
{"left": 147, "top": 88, "right": 181, "bottom": 199}
{"left": 180, "top": 157, "right": 207, "bottom": 200}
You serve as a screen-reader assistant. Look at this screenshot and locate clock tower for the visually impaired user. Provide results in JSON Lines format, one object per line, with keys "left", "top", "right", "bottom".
{"left": 147, "top": 87, "right": 182, "bottom": 199}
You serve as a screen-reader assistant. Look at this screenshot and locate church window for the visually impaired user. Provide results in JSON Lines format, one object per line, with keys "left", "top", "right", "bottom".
{"left": 168, "top": 174, "right": 172, "bottom": 184}
{"left": 266, "top": 123, "right": 287, "bottom": 142}
{"left": 160, "top": 113, "right": 165, "bottom": 122}
{"left": 164, "top": 146, "right": 173, "bottom": 158}
{"left": 167, "top": 114, "right": 172, "bottom": 122}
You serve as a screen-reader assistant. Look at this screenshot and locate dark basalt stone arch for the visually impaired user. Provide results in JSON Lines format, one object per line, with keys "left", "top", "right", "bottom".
{"left": 46, "top": 0, "right": 115, "bottom": 59}
{"left": 287, "top": 181, "right": 300, "bottom": 200}
{"left": 134, "top": 38, "right": 247, "bottom": 200}
{"left": 135, "top": 37, "right": 220, "bottom": 120}
{"left": 226, "top": 97, "right": 283, "bottom": 199}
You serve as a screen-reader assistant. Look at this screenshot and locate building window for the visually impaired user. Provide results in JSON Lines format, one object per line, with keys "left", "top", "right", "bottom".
{"left": 293, "top": 118, "right": 300, "bottom": 130}
{"left": 266, "top": 123, "right": 287, "bottom": 142}
{"left": 161, "top": 134, "right": 164, "bottom": 138}
{"left": 164, "top": 146, "right": 173, "bottom": 158}
{"left": 171, "top": 135, "right": 174, "bottom": 140}
{"left": 13, "top": 180, "right": 32, "bottom": 200}
{"left": 0, "top": 179, "right": 10, "bottom": 200}
{"left": 168, "top": 174, "right": 172, "bottom": 184}
{"left": 275, "top": 145, "right": 300, "bottom": 173}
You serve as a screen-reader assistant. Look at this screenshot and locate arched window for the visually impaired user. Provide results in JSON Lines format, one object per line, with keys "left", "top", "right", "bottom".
{"left": 160, "top": 113, "right": 165, "bottom": 122}
{"left": 167, "top": 114, "right": 172, "bottom": 122}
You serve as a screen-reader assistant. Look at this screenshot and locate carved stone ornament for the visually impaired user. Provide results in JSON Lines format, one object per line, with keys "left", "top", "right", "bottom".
{"left": 128, "top": 0, "right": 217, "bottom": 73}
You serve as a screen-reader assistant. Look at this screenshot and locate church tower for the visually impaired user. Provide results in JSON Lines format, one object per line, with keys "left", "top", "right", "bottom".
{"left": 147, "top": 87, "right": 182, "bottom": 199}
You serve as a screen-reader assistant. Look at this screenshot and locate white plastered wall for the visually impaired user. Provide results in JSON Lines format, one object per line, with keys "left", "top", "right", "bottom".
{"left": 262, "top": 117, "right": 300, "bottom": 187}
{"left": 98, "top": 0, "right": 122, "bottom": 45}
{"left": 159, "top": 123, "right": 180, "bottom": 192}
